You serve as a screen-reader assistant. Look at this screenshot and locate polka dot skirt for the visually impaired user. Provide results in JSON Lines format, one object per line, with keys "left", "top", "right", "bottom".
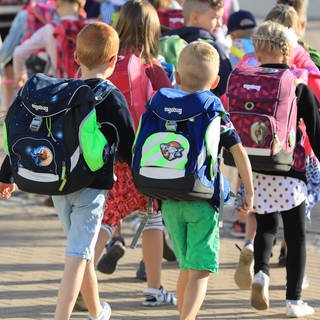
{"left": 253, "top": 173, "right": 307, "bottom": 214}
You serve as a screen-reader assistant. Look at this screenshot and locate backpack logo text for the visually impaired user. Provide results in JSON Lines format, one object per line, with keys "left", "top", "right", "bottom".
{"left": 31, "top": 103, "right": 48, "bottom": 112}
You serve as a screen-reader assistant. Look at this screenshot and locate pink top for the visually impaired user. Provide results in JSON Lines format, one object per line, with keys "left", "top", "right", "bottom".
{"left": 291, "top": 44, "right": 319, "bottom": 73}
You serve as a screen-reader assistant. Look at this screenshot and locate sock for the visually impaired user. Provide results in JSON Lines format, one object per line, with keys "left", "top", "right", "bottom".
{"left": 244, "top": 239, "right": 254, "bottom": 248}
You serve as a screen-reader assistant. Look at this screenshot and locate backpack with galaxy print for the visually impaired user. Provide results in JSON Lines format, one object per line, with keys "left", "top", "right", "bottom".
{"left": 3, "top": 73, "right": 115, "bottom": 195}
{"left": 132, "top": 88, "right": 230, "bottom": 201}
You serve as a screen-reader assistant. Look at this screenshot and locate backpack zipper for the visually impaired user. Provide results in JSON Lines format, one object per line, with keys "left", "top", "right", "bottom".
{"left": 59, "top": 161, "right": 67, "bottom": 191}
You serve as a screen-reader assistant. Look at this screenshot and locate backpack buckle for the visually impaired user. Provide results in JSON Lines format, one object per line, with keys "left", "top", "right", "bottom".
{"left": 29, "top": 116, "right": 43, "bottom": 132}
{"left": 165, "top": 120, "right": 177, "bottom": 131}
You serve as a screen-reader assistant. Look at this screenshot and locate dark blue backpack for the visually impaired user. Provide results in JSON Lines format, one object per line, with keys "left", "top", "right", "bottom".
{"left": 132, "top": 88, "right": 230, "bottom": 202}
{"left": 3, "top": 74, "right": 115, "bottom": 195}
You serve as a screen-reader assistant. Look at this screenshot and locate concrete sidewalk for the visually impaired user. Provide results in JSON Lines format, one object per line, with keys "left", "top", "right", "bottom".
{"left": 0, "top": 190, "right": 319, "bottom": 320}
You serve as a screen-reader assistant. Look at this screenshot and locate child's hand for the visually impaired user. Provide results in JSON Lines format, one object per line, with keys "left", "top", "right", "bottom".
{"left": 238, "top": 193, "right": 253, "bottom": 214}
{"left": 0, "top": 183, "right": 15, "bottom": 200}
{"left": 16, "top": 75, "right": 27, "bottom": 88}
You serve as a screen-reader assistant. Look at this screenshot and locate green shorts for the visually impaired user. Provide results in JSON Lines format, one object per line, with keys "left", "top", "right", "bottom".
{"left": 162, "top": 200, "right": 220, "bottom": 273}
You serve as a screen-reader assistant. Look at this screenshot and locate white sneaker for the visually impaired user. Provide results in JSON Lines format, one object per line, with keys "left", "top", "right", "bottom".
{"left": 286, "top": 300, "right": 314, "bottom": 318}
{"left": 302, "top": 275, "right": 310, "bottom": 290}
{"left": 88, "top": 301, "right": 111, "bottom": 320}
{"left": 234, "top": 244, "right": 254, "bottom": 289}
{"left": 142, "top": 286, "right": 177, "bottom": 306}
{"left": 251, "top": 271, "right": 269, "bottom": 310}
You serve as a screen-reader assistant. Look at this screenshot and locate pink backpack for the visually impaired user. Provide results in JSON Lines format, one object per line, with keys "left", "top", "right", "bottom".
{"left": 108, "top": 54, "right": 153, "bottom": 129}
{"left": 23, "top": 1, "right": 56, "bottom": 42}
{"left": 157, "top": 8, "right": 184, "bottom": 30}
{"left": 224, "top": 66, "right": 298, "bottom": 172}
{"left": 53, "top": 19, "right": 88, "bottom": 78}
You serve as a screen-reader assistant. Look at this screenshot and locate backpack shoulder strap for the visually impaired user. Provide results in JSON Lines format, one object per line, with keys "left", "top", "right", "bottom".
{"left": 92, "top": 80, "right": 116, "bottom": 107}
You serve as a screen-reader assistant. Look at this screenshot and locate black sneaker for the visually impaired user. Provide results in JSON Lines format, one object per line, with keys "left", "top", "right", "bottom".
{"left": 97, "top": 237, "right": 125, "bottom": 274}
{"left": 278, "top": 244, "right": 287, "bottom": 267}
{"left": 136, "top": 260, "right": 147, "bottom": 281}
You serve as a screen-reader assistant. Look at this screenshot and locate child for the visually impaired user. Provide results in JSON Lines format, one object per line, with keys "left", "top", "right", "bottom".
{"left": 0, "top": 21, "right": 135, "bottom": 319}
{"left": 12, "top": 0, "right": 85, "bottom": 87}
{"left": 160, "top": 41, "right": 254, "bottom": 320}
{"left": 247, "top": 21, "right": 320, "bottom": 317}
{"left": 265, "top": 3, "right": 319, "bottom": 75}
{"left": 277, "top": 0, "right": 320, "bottom": 69}
{"left": 276, "top": 0, "right": 308, "bottom": 37}
{"left": 233, "top": 2, "right": 320, "bottom": 290}
{"left": 95, "top": 0, "right": 176, "bottom": 307}
{"left": 227, "top": 9, "right": 256, "bottom": 68}
{"left": 160, "top": 0, "right": 232, "bottom": 96}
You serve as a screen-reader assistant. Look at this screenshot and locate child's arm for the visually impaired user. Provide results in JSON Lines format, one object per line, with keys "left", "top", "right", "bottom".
{"left": 297, "top": 83, "right": 320, "bottom": 161}
{"left": 229, "top": 143, "right": 254, "bottom": 213}
{"left": 0, "top": 9, "right": 28, "bottom": 68}
{"left": 0, "top": 182, "right": 15, "bottom": 200}
{"left": 13, "top": 24, "right": 55, "bottom": 86}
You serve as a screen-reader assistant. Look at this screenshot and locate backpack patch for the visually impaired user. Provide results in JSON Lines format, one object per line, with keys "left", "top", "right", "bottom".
{"left": 223, "top": 66, "right": 298, "bottom": 172}
{"left": 3, "top": 74, "right": 114, "bottom": 195}
{"left": 132, "top": 88, "right": 227, "bottom": 201}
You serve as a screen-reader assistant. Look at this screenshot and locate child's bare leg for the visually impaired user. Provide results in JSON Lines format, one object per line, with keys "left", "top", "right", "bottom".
{"left": 180, "top": 269, "right": 210, "bottom": 320}
{"left": 245, "top": 212, "right": 257, "bottom": 244}
{"left": 54, "top": 256, "right": 88, "bottom": 320}
{"left": 176, "top": 269, "right": 188, "bottom": 314}
{"left": 80, "top": 258, "right": 102, "bottom": 316}
{"left": 142, "top": 228, "right": 163, "bottom": 288}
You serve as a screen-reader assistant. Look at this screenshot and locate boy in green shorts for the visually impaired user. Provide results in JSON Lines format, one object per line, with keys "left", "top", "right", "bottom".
{"left": 161, "top": 41, "right": 254, "bottom": 320}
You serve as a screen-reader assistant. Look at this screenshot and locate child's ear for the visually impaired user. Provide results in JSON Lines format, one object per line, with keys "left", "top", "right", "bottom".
{"left": 175, "top": 71, "right": 181, "bottom": 85}
{"left": 210, "top": 75, "right": 220, "bottom": 90}
{"left": 109, "top": 55, "right": 117, "bottom": 69}
{"left": 189, "top": 11, "right": 199, "bottom": 27}
{"left": 74, "top": 51, "right": 80, "bottom": 65}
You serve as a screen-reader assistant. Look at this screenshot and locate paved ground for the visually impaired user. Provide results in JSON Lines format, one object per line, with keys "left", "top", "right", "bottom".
{"left": 0, "top": 184, "right": 320, "bottom": 320}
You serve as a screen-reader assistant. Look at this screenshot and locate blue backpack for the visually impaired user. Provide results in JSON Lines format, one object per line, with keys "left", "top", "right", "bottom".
{"left": 3, "top": 74, "right": 116, "bottom": 195}
{"left": 132, "top": 88, "right": 230, "bottom": 203}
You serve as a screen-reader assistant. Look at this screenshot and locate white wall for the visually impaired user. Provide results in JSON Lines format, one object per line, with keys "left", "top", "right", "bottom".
{"left": 238, "top": 0, "right": 319, "bottom": 20}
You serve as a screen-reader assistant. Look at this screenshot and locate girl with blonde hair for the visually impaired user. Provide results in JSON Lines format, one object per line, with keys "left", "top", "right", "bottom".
{"left": 248, "top": 20, "right": 320, "bottom": 318}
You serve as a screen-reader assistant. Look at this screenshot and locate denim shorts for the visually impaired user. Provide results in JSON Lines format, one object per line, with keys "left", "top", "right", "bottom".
{"left": 52, "top": 188, "right": 107, "bottom": 260}
{"left": 162, "top": 200, "right": 220, "bottom": 273}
